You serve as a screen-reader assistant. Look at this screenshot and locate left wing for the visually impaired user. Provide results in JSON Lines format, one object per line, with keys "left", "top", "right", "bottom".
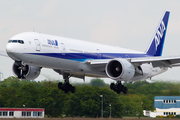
{"left": 86, "top": 56, "right": 180, "bottom": 71}
{"left": 131, "top": 56, "right": 180, "bottom": 67}
{"left": 85, "top": 59, "right": 111, "bottom": 71}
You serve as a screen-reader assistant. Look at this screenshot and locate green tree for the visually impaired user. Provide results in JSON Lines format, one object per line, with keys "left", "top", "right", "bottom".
{"left": 2, "top": 76, "right": 180, "bottom": 118}
{"left": 89, "top": 79, "right": 106, "bottom": 87}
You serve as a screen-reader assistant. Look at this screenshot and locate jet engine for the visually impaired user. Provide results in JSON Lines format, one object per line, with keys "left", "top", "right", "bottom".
{"left": 105, "top": 59, "right": 135, "bottom": 80}
{"left": 12, "top": 61, "right": 41, "bottom": 80}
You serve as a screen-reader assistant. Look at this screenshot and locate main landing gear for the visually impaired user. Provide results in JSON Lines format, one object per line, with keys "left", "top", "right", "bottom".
{"left": 110, "top": 81, "right": 128, "bottom": 94}
{"left": 58, "top": 73, "right": 75, "bottom": 93}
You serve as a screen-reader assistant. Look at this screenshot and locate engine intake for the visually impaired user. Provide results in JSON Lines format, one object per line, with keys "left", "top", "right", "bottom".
{"left": 12, "top": 62, "right": 41, "bottom": 80}
{"left": 105, "top": 59, "right": 135, "bottom": 80}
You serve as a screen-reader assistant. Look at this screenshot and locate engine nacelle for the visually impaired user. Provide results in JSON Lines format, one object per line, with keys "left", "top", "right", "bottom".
{"left": 105, "top": 59, "right": 135, "bottom": 80}
{"left": 12, "top": 62, "right": 41, "bottom": 80}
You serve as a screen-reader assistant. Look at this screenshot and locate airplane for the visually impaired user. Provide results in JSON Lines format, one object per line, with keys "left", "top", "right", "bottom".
{"left": 2, "top": 11, "right": 180, "bottom": 94}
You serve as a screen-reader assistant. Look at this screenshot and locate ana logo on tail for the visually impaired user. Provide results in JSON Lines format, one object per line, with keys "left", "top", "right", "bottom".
{"left": 146, "top": 11, "right": 169, "bottom": 56}
{"left": 155, "top": 21, "right": 166, "bottom": 50}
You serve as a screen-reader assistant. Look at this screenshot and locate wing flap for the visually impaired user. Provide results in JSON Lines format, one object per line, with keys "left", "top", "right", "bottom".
{"left": 85, "top": 59, "right": 111, "bottom": 65}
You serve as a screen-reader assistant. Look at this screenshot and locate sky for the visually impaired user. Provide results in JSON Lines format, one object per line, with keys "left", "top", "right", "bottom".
{"left": 0, "top": 0, "right": 180, "bottom": 83}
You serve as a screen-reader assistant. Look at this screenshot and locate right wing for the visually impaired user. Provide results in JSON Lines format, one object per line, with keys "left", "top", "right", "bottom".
{"left": 0, "top": 50, "right": 8, "bottom": 57}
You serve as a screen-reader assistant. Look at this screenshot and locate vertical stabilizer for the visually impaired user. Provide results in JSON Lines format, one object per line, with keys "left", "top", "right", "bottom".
{"left": 146, "top": 11, "right": 170, "bottom": 56}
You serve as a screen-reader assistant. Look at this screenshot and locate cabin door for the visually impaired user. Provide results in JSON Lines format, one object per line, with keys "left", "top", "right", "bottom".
{"left": 61, "top": 43, "right": 66, "bottom": 55}
{"left": 34, "top": 39, "right": 41, "bottom": 51}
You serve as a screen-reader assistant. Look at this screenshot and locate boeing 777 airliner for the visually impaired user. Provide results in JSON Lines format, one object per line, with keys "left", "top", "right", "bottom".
{"left": 2, "top": 11, "right": 180, "bottom": 94}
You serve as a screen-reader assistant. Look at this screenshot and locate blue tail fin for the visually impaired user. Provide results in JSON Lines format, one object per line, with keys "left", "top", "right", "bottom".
{"left": 146, "top": 11, "right": 170, "bottom": 56}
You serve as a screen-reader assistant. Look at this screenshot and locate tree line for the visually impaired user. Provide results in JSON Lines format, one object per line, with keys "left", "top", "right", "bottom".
{"left": 0, "top": 76, "right": 180, "bottom": 118}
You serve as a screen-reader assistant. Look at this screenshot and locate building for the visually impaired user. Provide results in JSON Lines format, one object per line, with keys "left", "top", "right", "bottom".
{"left": 143, "top": 96, "right": 180, "bottom": 117}
{"left": 0, "top": 108, "right": 45, "bottom": 118}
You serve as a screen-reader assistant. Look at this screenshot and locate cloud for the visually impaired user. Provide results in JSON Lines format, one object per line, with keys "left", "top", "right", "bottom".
{"left": 10, "top": 5, "right": 23, "bottom": 15}
{"left": 90, "top": 15, "right": 120, "bottom": 46}
{"left": 38, "top": 0, "right": 59, "bottom": 17}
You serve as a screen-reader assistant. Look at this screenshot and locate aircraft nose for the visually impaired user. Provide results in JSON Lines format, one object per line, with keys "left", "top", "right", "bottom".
{"left": 6, "top": 43, "right": 16, "bottom": 53}
{"left": 6, "top": 43, "right": 18, "bottom": 60}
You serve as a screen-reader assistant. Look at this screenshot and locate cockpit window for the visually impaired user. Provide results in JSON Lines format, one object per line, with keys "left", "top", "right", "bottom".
{"left": 18, "top": 40, "right": 24, "bottom": 44}
{"left": 12, "top": 40, "right": 17, "bottom": 43}
{"left": 8, "top": 40, "right": 24, "bottom": 44}
{"left": 8, "top": 40, "right": 12, "bottom": 43}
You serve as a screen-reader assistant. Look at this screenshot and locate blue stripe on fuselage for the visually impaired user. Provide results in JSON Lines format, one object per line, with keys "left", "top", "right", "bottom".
{"left": 27, "top": 53, "right": 152, "bottom": 62}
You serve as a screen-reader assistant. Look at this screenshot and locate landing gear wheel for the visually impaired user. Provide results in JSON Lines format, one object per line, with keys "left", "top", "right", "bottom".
{"left": 110, "top": 83, "right": 115, "bottom": 90}
{"left": 58, "top": 73, "right": 76, "bottom": 93}
{"left": 58, "top": 82, "right": 63, "bottom": 89}
{"left": 110, "top": 81, "right": 128, "bottom": 94}
{"left": 123, "top": 87, "right": 128, "bottom": 94}
{"left": 68, "top": 84, "right": 72, "bottom": 92}
{"left": 64, "top": 89, "right": 69, "bottom": 93}
{"left": 121, "top": 85, "right": 124, "bottom": 92}
{"left": 117, "top": 83, "right": 121, "bottom": 94}
{"left": 71, "top": 86, "right": 75, "bottom": 93}
{"left": 64, "top": 83, "right": 70, "bottom": 93}
{"left": 117, "top": 90, "right": 121, "bottom": 94}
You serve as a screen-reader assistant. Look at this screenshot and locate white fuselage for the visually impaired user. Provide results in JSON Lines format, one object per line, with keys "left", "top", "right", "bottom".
{"left": 6, "top": 32, "right": 168, "bottom": 82}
